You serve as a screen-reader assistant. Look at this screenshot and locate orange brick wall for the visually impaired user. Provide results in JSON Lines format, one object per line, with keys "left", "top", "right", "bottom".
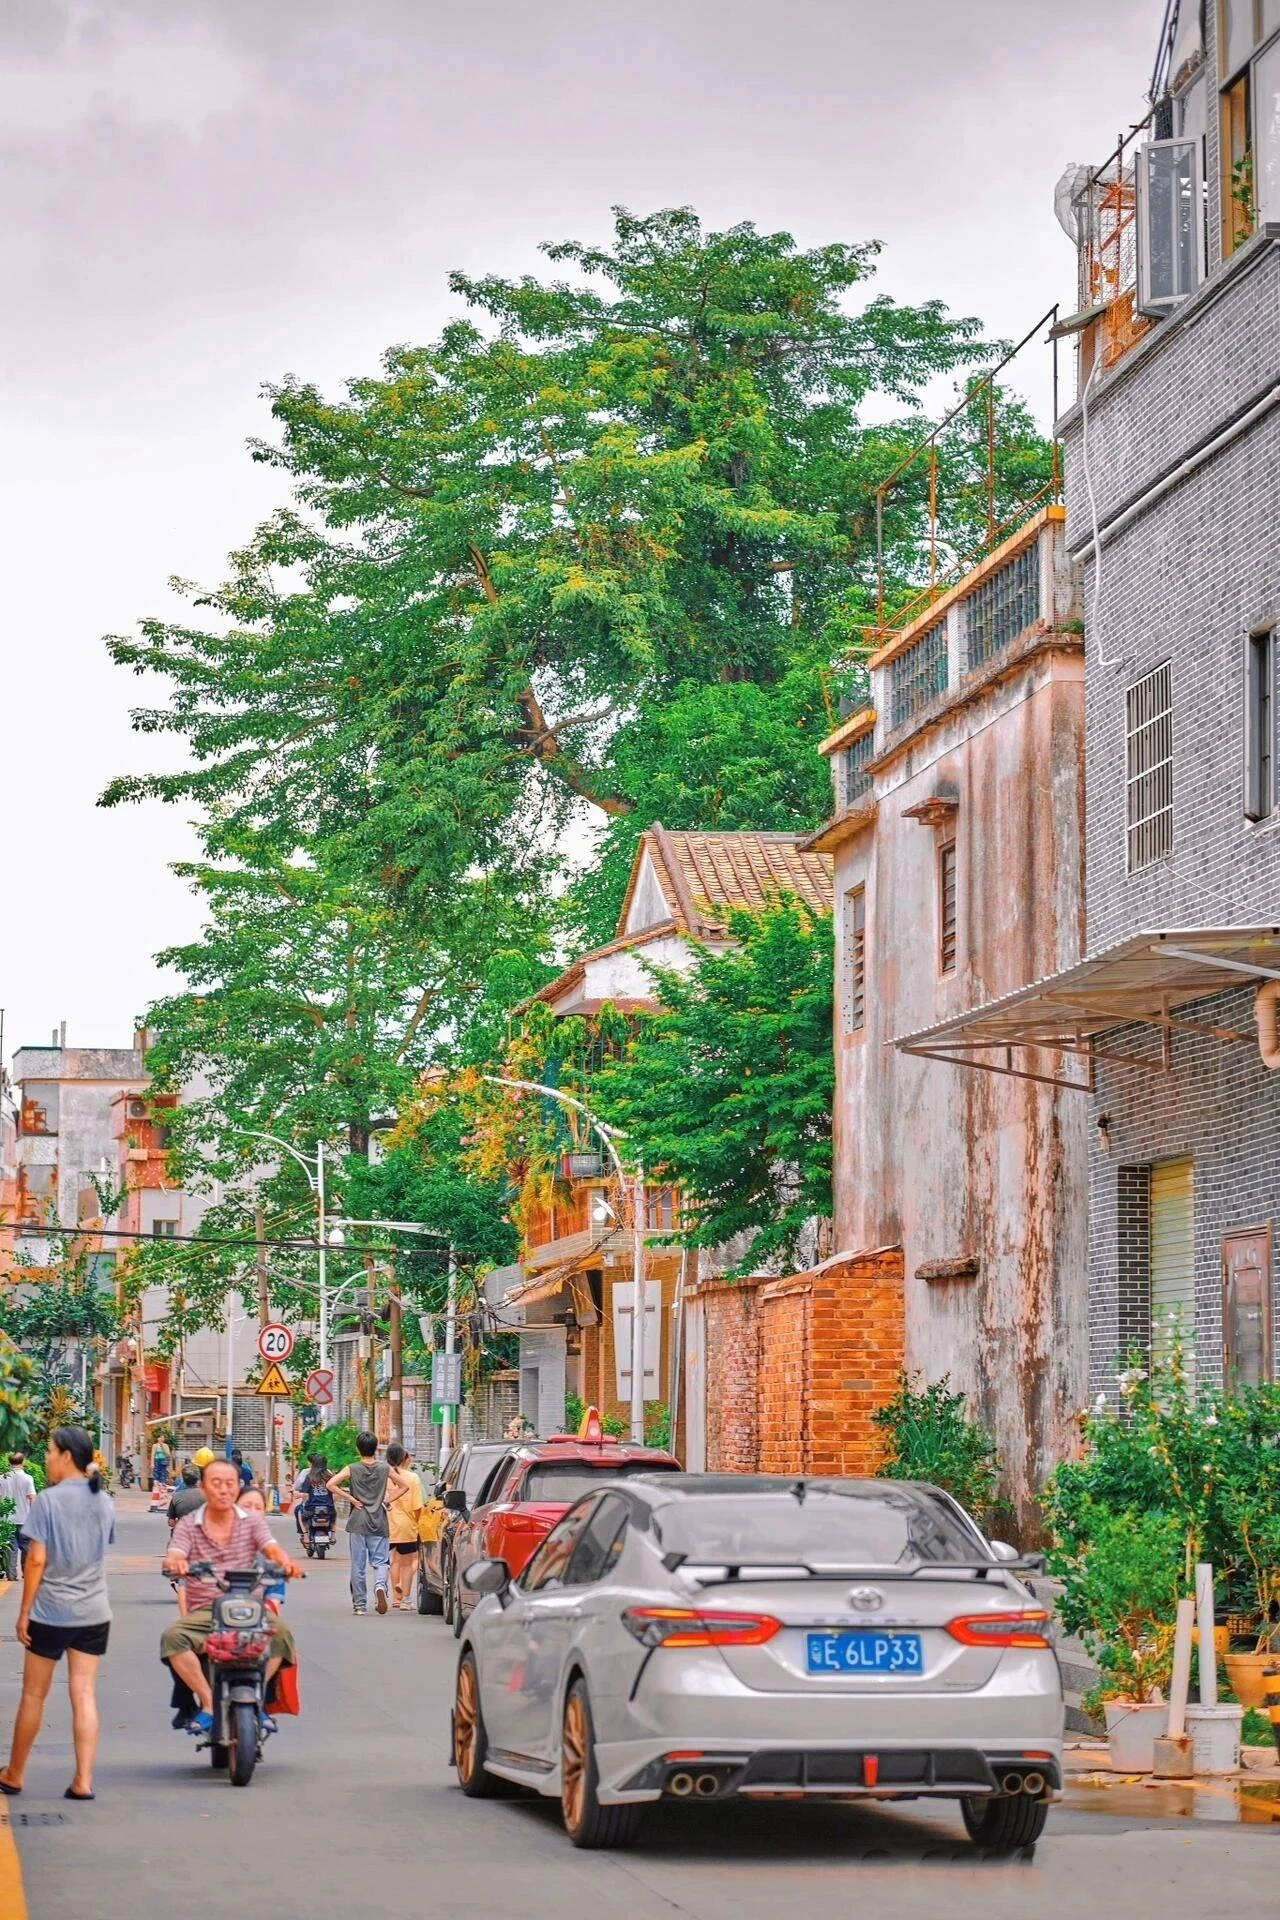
{"left": 695, "top": 1247, "right": 906, "bottom": 1478}
{"left": 700, "top": 1279, "right": 762, "bottom": 1472}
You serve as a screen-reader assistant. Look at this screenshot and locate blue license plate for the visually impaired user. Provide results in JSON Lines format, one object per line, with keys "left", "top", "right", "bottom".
{"left": 806, "top": 1631, "right": 924, "bottom": 1675}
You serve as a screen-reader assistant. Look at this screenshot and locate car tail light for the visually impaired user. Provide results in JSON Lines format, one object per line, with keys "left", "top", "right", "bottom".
{"left": 622, "top": 1607, "right": 781, "bottom": 1649}
{"left": 946, "top": 1609, "right": 1050, "bottom": 1648}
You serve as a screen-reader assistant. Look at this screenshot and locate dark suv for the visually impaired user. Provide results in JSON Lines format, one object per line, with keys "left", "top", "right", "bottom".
{"left": 417, "top": 1441, "right": 513, "bottom": 1620}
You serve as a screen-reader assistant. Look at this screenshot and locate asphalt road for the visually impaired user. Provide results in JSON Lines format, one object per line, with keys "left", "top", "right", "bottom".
{"left": 0, "top": 1502, "right": 1277, "bottom": 1920}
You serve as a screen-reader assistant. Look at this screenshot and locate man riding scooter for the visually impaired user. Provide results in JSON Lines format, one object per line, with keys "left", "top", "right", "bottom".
{"left": 161, "top": 1458, "right": 300, "bottom": 1738}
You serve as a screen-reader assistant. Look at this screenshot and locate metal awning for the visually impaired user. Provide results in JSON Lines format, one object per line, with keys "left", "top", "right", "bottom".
{"left": 895, "top": 928, "right": 1280, "bottom": 1090}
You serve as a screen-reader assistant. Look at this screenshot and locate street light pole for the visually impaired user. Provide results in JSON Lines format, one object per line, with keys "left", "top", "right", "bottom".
{"left": 316, "top": 1145, "right": 329, "bottom": 1376}
{"left": 484, "top": 1074, "right": 647, "bottom": 1446}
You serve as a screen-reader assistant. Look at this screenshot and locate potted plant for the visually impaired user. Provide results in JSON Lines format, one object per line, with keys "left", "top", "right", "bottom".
{"left": 1218, "top": 1480, "right": 1280, "bottom": 1709}
{"left": 1047, "top": 1501, "right": 1184, "bottom": 1770}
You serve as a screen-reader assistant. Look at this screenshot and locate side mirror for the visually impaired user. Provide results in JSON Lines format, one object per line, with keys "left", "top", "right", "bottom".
{"left": 462, "top": 1557, "right": 510, "bottom": 1596}
{"left": 432, "top": 1483, "right": 445, "bottom": 1500}
{"left": 988, "top": 1540, "right": 1020, "bottom": 1564}
{"left": 443, "top": 1489, "right": 468, "bottom": 1513}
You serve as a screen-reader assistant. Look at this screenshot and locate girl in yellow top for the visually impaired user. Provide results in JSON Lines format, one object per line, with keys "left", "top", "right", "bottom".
{"left": 384, "top": 1445, "right": 424, "bottom": 1610}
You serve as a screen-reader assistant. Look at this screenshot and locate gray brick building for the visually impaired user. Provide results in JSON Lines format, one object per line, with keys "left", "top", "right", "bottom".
{"left": 1060, "top": 1, "right": 1280, "bottom": 1394}
{"left": 898, "top": 0, "right": 1280, "bottom": 1402}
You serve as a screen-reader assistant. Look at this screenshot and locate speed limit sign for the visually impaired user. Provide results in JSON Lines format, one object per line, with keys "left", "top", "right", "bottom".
{"left": 258, "top": 1323, "right": 295, "bottom": 1363}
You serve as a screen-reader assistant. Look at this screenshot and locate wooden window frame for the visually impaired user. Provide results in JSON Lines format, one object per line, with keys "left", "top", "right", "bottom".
{"left": 938, "top": 841, "right": 958, "bottom": 975}
{"left": 1245, "top": 623, "right": 1276, "bottom": 820}
{"left": 842, "top": 885, "right": 867, "bottom": 1036}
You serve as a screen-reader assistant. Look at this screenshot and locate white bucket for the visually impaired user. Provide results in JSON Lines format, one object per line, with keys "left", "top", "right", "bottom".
{"left": 1104, "top": 1700, "right": 1169, "bottom": 1773}
{"left": 1186, "top": 1703, "right": 1243, "bottom": 1775}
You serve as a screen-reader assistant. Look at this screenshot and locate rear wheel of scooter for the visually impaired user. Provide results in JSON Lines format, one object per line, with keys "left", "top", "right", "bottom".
{"left": 229, "top": 1703, "right": 259, "bottom": 1787}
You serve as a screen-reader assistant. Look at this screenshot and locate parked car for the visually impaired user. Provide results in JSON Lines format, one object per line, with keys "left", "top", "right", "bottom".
{"left": 451, "top": 1473, "right": 1060, "bottom": 1851}
{"left": 417, "top": 1442, "right": 514, "bottom": 1620}
{"left": 447, "top": 1422, "right": 680, "bottom": 1634}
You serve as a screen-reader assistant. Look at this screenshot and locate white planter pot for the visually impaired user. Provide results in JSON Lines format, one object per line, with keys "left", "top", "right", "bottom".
{"left": 1104, "top": 1700, "right": 1169, "bottom": 1773}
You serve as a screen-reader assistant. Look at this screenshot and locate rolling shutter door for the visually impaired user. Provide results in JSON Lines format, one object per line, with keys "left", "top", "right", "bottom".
{"left": 1151, "top": 1158, "right": 1195, "bottom": 1376}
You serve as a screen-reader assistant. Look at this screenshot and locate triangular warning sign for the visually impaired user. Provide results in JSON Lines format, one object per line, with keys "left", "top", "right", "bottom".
{"left": 256, "top": 1362, "right": 290, "bottom": 1396}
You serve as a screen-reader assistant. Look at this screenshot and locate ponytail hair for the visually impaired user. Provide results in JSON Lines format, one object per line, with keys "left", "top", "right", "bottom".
{"left": 52, "top": 1426, "right": 102, "bottom": 1492}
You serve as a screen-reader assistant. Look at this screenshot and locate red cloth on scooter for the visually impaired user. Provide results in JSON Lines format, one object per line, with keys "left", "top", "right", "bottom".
{"left": 270, "top": 1663, "right": 301, "bottom": 1716}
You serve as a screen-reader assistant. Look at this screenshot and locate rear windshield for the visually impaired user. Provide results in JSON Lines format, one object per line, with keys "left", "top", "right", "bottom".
{"left": 463, "top": 1450, "right": 510, "bottom": 1503}
{"left": 522, "top": 1459, "right": 678, "bottom": 1504}
{"left": 651, "top": 1487, "right": 984, "bottom": 1566}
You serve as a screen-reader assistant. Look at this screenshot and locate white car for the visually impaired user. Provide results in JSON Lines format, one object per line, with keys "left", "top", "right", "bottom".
{"left": 451, "top": 1473, "right": 1062, "bottom": 1851}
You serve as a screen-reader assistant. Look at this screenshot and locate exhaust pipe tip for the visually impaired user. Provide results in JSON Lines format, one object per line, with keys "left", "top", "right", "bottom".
{"left": 694, "top": 1773, "right": 721, "bottom": 1798}
{"left": 668, "top": 1771, "right": 695, "bottom": 1797}
{"left": 1002, "top": 1771, "right": 1026, "bottom": 1795}
{"left": 1023, "top": 1770, "right": 1046, "bottom": 1798}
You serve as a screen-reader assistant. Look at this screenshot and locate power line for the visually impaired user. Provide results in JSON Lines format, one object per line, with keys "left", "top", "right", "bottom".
{"left": 5, "top": 1223, "right": 452, "bottom": 1257}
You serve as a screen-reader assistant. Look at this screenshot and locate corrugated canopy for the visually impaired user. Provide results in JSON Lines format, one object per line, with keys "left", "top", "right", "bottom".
{"left": 896, "top": 928, "right": 1280, "bottom": 1091}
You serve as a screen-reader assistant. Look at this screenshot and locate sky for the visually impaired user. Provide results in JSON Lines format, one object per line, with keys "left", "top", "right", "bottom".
{"left": 1, "top": 0, "right": 1158, "bottom": 1065}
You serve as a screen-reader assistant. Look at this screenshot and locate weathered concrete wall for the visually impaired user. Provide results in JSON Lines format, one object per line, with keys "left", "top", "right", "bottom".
{"left": 833, "top": 610, "right": 1090, "bottom": 1531}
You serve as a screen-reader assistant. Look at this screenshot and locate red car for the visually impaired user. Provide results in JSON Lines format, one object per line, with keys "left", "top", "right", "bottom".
{"left": 447, "top": 1414, "right": 679, "bottom": 1632}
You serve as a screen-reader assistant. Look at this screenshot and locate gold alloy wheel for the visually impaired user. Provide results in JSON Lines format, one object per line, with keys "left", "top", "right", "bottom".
{"left": 561, "top": 1688, "right": 588, "bottom": 1836}
{"left": 454, "top": 1658, "right": 479, "bottom": 1785}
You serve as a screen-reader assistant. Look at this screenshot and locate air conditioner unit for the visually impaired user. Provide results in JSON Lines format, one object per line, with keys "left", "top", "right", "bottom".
{"left": 127, "top": 1099, "right": 148, "bottom": 1120}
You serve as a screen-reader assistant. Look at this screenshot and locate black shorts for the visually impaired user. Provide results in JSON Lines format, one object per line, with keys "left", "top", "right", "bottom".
{"left": 391, "top": 1542, "right": 417, "bottom": 1556}
{"left": 27, "top": 1620, "right": 110, "bottom": 1662}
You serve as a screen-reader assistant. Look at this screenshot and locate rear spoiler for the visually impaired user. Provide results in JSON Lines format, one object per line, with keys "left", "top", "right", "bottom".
{"left": 661, "top": 1554, "right": 1045, "bottom": 1585}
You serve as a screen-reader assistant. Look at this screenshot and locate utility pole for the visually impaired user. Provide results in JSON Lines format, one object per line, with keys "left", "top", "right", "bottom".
{"left": 388, "top": 1273, "right": 403, "bottom": 1446}
{"left": 442, "top": 1249, "right": 458, "bottom": 1455}
{"left": 631, "top": 1158, "right": 646, "bottom": 1446}
{"left": 255, "top": 1208, "right": 269, "bottom": 1326}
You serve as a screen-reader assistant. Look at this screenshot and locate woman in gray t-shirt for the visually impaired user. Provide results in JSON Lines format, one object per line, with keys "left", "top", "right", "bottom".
{"left": 0, "top": 1426, "right": 115, "bottom": 1801}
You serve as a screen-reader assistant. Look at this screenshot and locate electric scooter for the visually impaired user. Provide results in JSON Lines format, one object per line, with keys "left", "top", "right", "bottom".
{"left": 170, "top": 1557, "right": 298, "bottom": 1786}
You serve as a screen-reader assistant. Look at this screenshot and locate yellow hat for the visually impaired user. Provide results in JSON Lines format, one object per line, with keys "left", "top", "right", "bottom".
{"left": 193, "top": 1447, "right": 216, "bottom": 1469}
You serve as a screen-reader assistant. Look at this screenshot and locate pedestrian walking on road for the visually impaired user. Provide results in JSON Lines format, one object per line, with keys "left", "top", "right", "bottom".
{"left": 385, "top": 1444, "right": 423, "bottom": 1609}
{"left": 327, "top": 1434, "right": 411, "bottom": 1616}
{"left": 0, "top": 1452, "right": 38, "bottom": 1580}
{"left": 0, "top": 1427, "right": 114, "bottom": 1802}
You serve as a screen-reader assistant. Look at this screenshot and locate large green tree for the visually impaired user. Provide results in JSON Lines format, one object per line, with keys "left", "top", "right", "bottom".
{"left": 594, "top": 898, "right": 834, "bottom": 1268}
{"left": 103, "top": 208, "right": 1037, "bottom": 916}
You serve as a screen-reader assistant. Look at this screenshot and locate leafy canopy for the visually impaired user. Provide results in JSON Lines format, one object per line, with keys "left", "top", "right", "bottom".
{"left": 594, "top": 898, "right": 834, "bottom": 1268}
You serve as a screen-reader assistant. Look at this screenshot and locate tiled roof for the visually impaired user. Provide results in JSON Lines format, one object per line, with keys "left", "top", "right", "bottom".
{"left": 635, "top": 826, "right": 832, "bottom": 936}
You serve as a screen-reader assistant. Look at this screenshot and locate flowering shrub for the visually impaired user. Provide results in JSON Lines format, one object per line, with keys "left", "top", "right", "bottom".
{"left": 1043, "top": 1334, "right": 1280, "bottom": 1693}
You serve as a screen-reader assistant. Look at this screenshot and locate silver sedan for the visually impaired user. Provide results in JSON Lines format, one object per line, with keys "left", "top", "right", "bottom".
{"left": 451, "top": 1473, "right": 1062, "bottom": 1851}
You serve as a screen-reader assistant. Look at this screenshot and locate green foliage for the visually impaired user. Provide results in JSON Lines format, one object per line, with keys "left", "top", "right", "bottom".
{"left": 1059, "top": 1505, "right": 1185, "bottom": 1709}
{"left": 596, "top": 898, "right": 833, "bottom": 1268}
{"left": 871, "top": 1373, "right": 1000, "bottom": 1521}
{"left": 1043, "top": 1339, "right": 1280, "bottom": 1695}
{"left": 0, "top": 1336, "right": 36, "bottom": 1456}
{"left": 644, "top": 1403, "right": 673, "bottom": 1452}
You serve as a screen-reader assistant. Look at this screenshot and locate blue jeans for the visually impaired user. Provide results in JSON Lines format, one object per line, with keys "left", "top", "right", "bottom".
{"left": 348, "top": 1531, "right": 390, "bottom": 1611}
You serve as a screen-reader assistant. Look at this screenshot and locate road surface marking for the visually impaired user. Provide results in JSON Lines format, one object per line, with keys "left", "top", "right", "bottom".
{"left": 0, "top": 1816, "right": 27, "bottom": 1920}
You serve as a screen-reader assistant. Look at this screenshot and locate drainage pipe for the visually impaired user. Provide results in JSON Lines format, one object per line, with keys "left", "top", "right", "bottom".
{"left": 1256, "top": 980, "right": 1280, "bottom": 1069}
{"left": 1072, "top": 382, "right": 1280, "bottom": 565}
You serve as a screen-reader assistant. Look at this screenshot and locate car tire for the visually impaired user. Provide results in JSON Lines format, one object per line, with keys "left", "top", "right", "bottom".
{"left": 560, "top": 1677, "right": 642, "bottom": 1849}
{"left": 960, "top": 1792, "right": 1049, "bottom": 1851}
{"left": 441, "top": 1557, "right": 455, "bottom": 1626}
{"left": 451, "top": 1574, "right": 465, "bottom": 1637}
{"left": 453, "top": 1651, "right": 515, "bottom": 1799}
{"left": 417, "top": 1555, "right": 443, "bottom": 1615}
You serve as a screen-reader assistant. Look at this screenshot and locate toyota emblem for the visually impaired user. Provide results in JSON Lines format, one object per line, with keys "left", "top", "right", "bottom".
{"left": 848, "top": 1586, "right": 884, "bottom": 1612}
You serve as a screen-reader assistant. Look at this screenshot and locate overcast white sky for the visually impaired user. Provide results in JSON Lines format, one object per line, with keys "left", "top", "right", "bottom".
{"left": 1, "top": 0, "right": 1158, "bottom": 1064}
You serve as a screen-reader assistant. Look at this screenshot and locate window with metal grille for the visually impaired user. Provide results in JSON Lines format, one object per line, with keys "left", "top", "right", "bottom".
{"left": 1126, "top": 662, "right": 1173, "bottom": 870}
{"left": 842, "top": 887, "right": 866, "bottom": 1033}
{"left": 844, "top": 729, "right": 875, "bottom": 807}
{"left": 963, "top": 543, "right": 1041, "bottom": 671}
{"left": 888, "top": 622, "right": 948, "bottom": 731}
{"left": 938, "top": 843, "right": 957, "bottom": 974}
{"left": 1245, "top": 625, "right": 1276, "bottom": 821}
